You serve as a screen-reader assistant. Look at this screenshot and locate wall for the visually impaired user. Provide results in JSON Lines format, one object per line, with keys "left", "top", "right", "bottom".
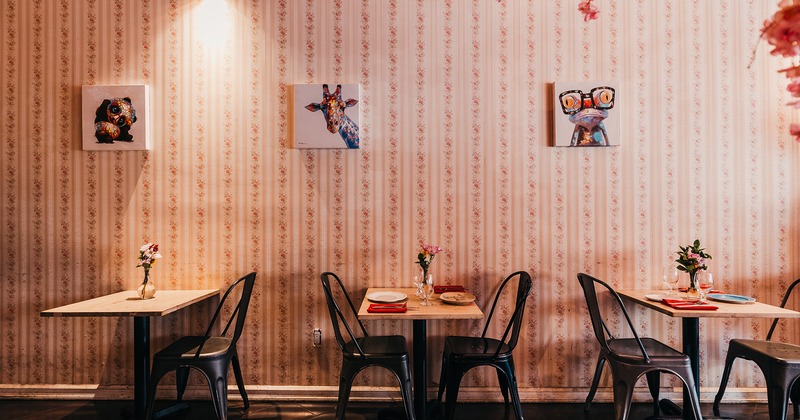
{"left": 1, "top": 0, "right": 799, "bottom": 401}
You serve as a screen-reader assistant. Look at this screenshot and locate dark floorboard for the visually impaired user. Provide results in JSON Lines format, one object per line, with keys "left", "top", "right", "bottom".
{"left": 0, "top": 399, "right": 777, "bottom": 420}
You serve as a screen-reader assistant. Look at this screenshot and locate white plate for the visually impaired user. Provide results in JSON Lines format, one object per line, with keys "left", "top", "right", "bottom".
{"left": 440, "top": 292, "right": 476, "bottom": 305}
{"left": 707, "top": 294, "right": 756, "bottom": 304}
{"left": 645, "top": 293, "right": 665, "bottom": 302}
{"left": 366, "top": 291, "right": 408, "bottom": 303}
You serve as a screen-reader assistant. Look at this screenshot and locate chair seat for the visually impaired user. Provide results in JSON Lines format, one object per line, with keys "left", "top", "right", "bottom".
{"left": 608, "top": 337, "right": 689, "bottom": 365}
{"left": 444, "top": 336, "right": 511, "bottom": 358}
{"left": 728, "top": 339, "right": 800, "bottom": 365}
{"left": 155, "top": 336, "right": 233, "bottom": 359}
{"left": 344, "top": 335, "right": 408, "bottom": 357}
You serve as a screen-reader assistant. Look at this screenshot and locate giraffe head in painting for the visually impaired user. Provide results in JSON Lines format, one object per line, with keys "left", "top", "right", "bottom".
{"left": 305, "top": 84, "right": 360, "bottom": 148}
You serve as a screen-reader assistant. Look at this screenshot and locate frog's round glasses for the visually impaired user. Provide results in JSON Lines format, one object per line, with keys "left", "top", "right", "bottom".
{"left": 559, "top": 86, "right": 615, "bottom": 115}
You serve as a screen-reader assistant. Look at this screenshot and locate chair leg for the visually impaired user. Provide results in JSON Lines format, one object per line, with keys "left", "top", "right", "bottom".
{"left": 500, "top": 359, "right": 524, "bottom": 420}
{"left": 713, "top": 353, "right": 738, "bottom": 416}
{"left": 390, "top": 359, "right": 417, "bottom": 420}
{"left": 336, "top": 361, "right": 357, "bottom": 420}
{"left": 496, "top": 367, "right": 510, "bottom": 405}
{"left": 584, "top": 355, "right": 606, "bottom": 411}
{"left": 207, "top": 372, "right": 229, "bottom": 420}
{"left": 791, "top": 381, "right": 800, "bottom": 419}
{"left": 444, "top": 367, "right": 464, "bottom": 420}
{"left": 231, "top": 353, "right": 249, "bottom": 409}
{"left": 437, "top": 353, "right": 450, "bottom": 403}
{"left": 645, "top": 370, "right": 660, "bottom": 417}
{"left": 764, "top": 371, "right": 794, "bottom": 420}
{"left": 176, "top": 366, "right": 190, "bottom": 401}
{"left": 611, "top": 373, "right": 636, "bottom": 420}
{"left": 677, "top": 367, "right": 703, "bottom": 420}
{"left": 145, "top": 362, "right": 171, "bottom": 420}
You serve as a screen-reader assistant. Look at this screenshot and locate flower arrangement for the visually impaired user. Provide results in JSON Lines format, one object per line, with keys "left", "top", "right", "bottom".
{"left": 578, "top": 0, "right": 599, "bottom": 21}
{"left": 137, "top": 243, "right": 162, "bottom": 282}
{"left": 416, "top": 241, "right": 442, "bottom": 277}
{"left": 760, "top": 0, "right": 800, "bottom": 141}
{"left": 675, "top": 240, "right": 712, "bottom": 293}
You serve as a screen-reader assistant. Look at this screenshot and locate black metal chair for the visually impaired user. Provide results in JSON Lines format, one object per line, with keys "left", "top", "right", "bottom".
{"left": 577, "top": 272, "right": 702, "bottom": 420}
{"left": 435, "top": 270, "right": 533, "bottom": 420}
{"left": 145, "top": 272, "right": 256, "bottom": 420}
{"left": 713, "top": 278, "right": 800, "bottom": 420}
{"left": 320, "top": 271, "right": 416, "bottom": 420}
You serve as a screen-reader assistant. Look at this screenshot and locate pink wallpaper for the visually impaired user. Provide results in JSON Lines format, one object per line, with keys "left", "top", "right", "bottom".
{"left": 1, "top": 0, "right": 799, "bottom": 401}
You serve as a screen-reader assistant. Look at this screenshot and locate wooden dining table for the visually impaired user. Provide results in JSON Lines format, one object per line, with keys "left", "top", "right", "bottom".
{"left": 617, "top": 289, "right": 800, "bottom": 419}
{"left": 41, "top": 289, "right": 219, "bottom": 419}
{"left": 358, "top": 287, "right": 484, "bottom": 420}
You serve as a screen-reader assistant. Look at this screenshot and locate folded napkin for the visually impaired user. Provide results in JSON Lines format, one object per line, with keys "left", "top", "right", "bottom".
{"left": 367, "top": 303, "right": 407, "bottom": 313}
{"left": 434, "top": 285, "right": 466, "bottom": 293}
{"left": 662, "top": 298, "right": 718, "bottom": 310}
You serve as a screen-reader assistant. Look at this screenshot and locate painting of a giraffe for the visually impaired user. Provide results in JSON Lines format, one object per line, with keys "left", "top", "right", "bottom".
{"left": 303, "top": 84, "right": 360, "bottom": 149}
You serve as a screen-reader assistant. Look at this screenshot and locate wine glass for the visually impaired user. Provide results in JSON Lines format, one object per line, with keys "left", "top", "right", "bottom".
{"left": 662, "top": 265, "right": 679, "bottom": 295}
{"left": 697, "top": 271, "right": 714, "bottom": 303}
{"left": 413, "top": 271, "right": 424, "bottom": 298}
{"left": 420, "top": 272, "right": 434, "bottom": 306}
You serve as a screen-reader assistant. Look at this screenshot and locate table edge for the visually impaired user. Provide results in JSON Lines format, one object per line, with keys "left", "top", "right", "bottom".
{"left": 40, "top": 289, "right": 219, "bottom": 318}
{"left": 616, "top": 289, "right": 800, "bottom": 318}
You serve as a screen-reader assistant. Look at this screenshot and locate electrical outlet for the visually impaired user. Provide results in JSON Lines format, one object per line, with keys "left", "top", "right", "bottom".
{"left": 313, "top": 328, "right": 322, "bottom": 347}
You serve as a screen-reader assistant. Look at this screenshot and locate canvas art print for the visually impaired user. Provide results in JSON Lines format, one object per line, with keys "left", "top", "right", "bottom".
{"left": 293, "top": 83, "right": 360, "bottom": 149}
{"left": 82, "top": 85, "right": 151, "bottom": 150}
{"left": 553, "top": 81, "right": 619, "bottom": 147}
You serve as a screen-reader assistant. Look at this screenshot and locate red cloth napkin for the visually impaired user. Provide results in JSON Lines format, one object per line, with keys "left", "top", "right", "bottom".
{"left": 434, "top": 285, "right": 465, "bottom": 293}
{"left": 367, "top": 303, "right": 407, "bottom": 313}
{"left": 662, "top": 298, "right": 718, "bottom": 310}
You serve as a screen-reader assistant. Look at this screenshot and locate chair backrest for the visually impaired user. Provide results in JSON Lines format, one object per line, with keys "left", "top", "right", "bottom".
{"left": 320, "top": 272, "right": 369, "bottom": 356}
{"left": 766, "top": 278, "right": 800, "bottom": 341}
{"left": 195, "top": 271, "right": 257, "bottom": 358}
{"left": 481, "top": 271, "right": 533, "bottom": 356}
{"left": 577, "top": 272, "right": 651, "bottom": 363}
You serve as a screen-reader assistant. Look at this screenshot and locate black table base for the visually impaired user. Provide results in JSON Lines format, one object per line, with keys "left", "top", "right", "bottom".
{"left": 413, "top": 320, "right": 428, "bottom": 420}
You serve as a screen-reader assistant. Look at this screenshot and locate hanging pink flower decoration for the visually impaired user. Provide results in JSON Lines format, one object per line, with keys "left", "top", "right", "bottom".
{"left": 761, "top": 0, "right": 800, "bottom": 58}
{"left": 761, "top": 1, "right": 800, "bottom": 141}
{"left": 791, "top": 123, "right": 800, "bottom": 139}
{"left": 578, "top": 0, "right": 599, "bottom": 21}
{"left": 788, "top": 79, "right": 800, "bottom": 95}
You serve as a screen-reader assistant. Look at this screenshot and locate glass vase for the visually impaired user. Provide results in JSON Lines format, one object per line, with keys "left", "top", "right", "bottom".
{"left": 686, "top": 271, "right": 700, "bottom": 301}
{"left": 137, "top": 271, "right": 156, "bottom": 299}
{"left": 419, "top": 270, "right": 434, "bottom": 306}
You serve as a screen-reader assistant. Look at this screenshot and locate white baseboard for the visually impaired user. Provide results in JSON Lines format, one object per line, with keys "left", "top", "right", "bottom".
{"left": 0, "top": 384, "right": 768, "bottom": 404}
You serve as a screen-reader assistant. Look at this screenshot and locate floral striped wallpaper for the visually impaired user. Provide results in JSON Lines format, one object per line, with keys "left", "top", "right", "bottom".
{"left": 2, "top": 0, "right": 799, "bottom": 401}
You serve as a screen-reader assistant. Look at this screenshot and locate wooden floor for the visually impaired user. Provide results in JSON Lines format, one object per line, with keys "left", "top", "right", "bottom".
{"left": 0, "top": 399, "right": 777, "bottom": 419}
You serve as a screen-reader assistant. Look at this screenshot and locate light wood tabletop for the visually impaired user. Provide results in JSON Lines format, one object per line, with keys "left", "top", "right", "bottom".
{"left": 40, "top": 289, "right": 219, "bottom": 318}
{"left": 357, "top": 287, "right": 484, "bottom": 320}
{"left": 616, "top": 289, "right": 800, "bottom": 319}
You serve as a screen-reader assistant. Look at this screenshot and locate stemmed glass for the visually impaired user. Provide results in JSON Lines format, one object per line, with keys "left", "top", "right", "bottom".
{"left": 662, "top": 265, "right": 679, "bottom": 296}
{"left": 697, "top": 271, "right": 714, "bottom": 303}
{"left": 413, "top": 272, "right": 423, "bottom": 298}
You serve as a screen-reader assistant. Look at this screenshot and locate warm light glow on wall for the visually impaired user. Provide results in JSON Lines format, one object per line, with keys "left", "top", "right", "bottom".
{"left": 194, "top": 0, "right": 230, "bottom": 48}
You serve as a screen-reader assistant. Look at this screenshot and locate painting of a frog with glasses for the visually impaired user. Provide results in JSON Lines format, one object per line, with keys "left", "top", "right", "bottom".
{"left": 554, "top": 81, "right": 619, "bottom": 147}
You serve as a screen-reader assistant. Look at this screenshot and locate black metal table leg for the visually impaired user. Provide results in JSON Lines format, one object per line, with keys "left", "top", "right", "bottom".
{"left": 682, "top": 317, "right": 700, "bottom": 418}
{"left": 413, "top": 320, "right": 427, "bottom": 420}
{"left": 133, "top": 316, "right": 150, "bottom": 419}
{"left": 672, "top": 317, "right": 731, "bottom": 420}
